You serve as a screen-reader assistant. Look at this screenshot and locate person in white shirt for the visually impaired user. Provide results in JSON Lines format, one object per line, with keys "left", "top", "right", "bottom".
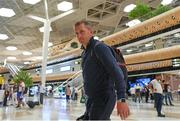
{"left": 149, "top": 75, "right": 165, "bottom": 117}
{"left": 130, "top": 87, "right": 136, "bottom": 102}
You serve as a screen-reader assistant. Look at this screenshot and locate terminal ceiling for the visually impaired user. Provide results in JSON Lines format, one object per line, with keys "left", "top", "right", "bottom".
{"left": 0, "top": 0, "right": 179, "bottom": 67}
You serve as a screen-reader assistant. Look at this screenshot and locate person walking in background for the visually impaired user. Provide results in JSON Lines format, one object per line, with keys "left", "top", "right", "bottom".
{"left": 65, "top": 85, "right": 71, "bottom": 103}
{"left": 149, "top": 75, "right": 165, "bottom": 117}
{"left": 135, "top": 83, "right": 142, "bottom": 103}
{"left": 162, "top": 80, "right": 174, "bottom": 106}
{"left": 74, "top": 87, "right": 78, "bottom": 100}
{"left": 144, "top": 85, "right": 150, "bottom": 103}
{"left": 16, "top": 80, "right": 25, "bottom": 108}
{"left": 130, "top": 86, "right": 136, "bottom": 102}
{"left": 74, "top": 20, "right": 129, "bottom": 120}
{"left": 3, "top": 87, "right": 9, "bottom": 106}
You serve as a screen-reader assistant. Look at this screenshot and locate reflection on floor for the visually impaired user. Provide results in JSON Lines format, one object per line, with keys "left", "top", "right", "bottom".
{"left": 0, "top": 98, "right": 180, "bottom": 121}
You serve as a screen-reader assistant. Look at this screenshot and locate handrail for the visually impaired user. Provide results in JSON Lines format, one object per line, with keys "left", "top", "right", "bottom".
{"left": 6, "top": 63, "right": 20, "bottom": 76}
{"left": 53, "top": 70, "right": 82, "bottom": 91}
{"left": 66, "top": 73, "right": 82, "bottom": 87}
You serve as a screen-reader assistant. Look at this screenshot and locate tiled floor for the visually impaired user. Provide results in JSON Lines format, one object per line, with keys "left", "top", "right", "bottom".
{"left": 0, "top": 98, "right": 180, "bottom": 121}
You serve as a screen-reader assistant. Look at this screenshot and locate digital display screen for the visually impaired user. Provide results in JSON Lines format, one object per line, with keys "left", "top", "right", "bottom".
{"left": 129, "top": 78, "right": 151, "bottom": 88}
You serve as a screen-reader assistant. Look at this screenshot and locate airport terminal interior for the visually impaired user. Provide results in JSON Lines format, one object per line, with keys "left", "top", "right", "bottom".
{"left": 0, "top": 0, "right": 180, "bottom": 120}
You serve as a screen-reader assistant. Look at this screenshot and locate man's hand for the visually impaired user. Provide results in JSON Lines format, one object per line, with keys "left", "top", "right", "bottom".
{"left": 116, "top": 102, "right": 130, "bottom": 120}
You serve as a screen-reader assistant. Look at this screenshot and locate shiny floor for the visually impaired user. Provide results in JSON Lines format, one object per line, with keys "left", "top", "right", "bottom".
{"left": 0, "top": 97, "right": 180, "bottom": 121}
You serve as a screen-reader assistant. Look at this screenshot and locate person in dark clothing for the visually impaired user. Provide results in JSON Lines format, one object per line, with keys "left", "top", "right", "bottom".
{"left": 74, "top": 20, "right": 130, "bottom": 120}
{"left": 144, "top": 85, "right": 150, "bottom": 103}
{"left": 163, "top": 82, "right": 174, "bottom": 106}
{"left": 3, "top": 89, "right": 9, "bottom": 106}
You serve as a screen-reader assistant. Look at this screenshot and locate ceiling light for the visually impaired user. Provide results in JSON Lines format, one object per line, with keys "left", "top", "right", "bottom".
{"left": 35, "top": 56, "right": 43, "bottom": 60}
{"left": 126, "top": 49, "right": 132, "bottom": 52}
{"left": 0, "top": 8, "right": 15, "bottom": 17}
{"left": 6, "top": 46, "right": 17, "bottom": 51}
{"left": 57, "top": 1, "right": 73, "bottom": 11}
{"left": 39, "top": 26, "right": 52, "bottom": 33}
{"left": 48, "top": 42, "right": 53, "bottom": 47}
{"left": 7, "top": 56, "right": 16, "bottom": 60}
{"left": 161, "top": 0, "right": 174, "bottom": 6}
{"left": 0, "top": 34, "right": 8, "bottom": 40}
{"left": 23, "top": 0, "right": 41, "bottom": 5}
{"left": 124, "top": 4, "right": 136, "bottom": 12}
{"left": 24, "top": 61, "right": 30, "bottom": 65}
{"left": 174, "top": 33, "right": 180, "bottom": 38}
{"left": 94, "top": 36, "right": 99, "bottom": 40}
{"left": 126, "top": 19, "right": 141, "bottom": 27}
{"left": 145, "top": 42, "right": 153, "bottom": 47}
{"left": 23, "top": 51, "right": 32, "bottom": 55}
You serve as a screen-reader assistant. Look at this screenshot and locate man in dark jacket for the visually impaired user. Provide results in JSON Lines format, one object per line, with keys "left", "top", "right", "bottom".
{"left": 74, "top": 21, "right": 130, "bottom": 120}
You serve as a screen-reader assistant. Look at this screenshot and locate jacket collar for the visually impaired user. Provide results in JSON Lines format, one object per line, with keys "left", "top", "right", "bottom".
{"left": 81, "top": 36, "right": 94, "bottom": 50}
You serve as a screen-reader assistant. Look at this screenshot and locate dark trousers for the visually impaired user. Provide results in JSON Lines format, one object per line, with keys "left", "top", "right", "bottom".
{"left": 40, "top": 93, "right": 44, "bottom": 104}
{"left": 88, "top": 92, "right": 116, "bottom": 120}
{"left": 3, "top": 95, "right": 8, "bottom": 106}
{"left": 164, "top": 92, "right": 172, "bottom": 105}
{"left": 145, "top": 92, "right": 149, "bottom": 103}
{"left": 154, "top": 93, "right": 163, "bottom": 115}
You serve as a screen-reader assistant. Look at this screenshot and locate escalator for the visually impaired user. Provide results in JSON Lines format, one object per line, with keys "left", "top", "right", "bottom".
{"left": 5, "top": 63, "right": 21, "bottom": 76}
{"left": 53, "top": 70, "right": 83, "bottom": 98}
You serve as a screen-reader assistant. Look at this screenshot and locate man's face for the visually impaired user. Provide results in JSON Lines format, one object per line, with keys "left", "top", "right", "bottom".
{"left": 75, "top": 23, "right": 93, "bottom": 44}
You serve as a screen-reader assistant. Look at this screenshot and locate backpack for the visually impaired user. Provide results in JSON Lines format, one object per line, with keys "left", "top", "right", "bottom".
{"left": 110, "top": 47, "right": 128, "bottom": 82}
{"left": 92, "top": 42, "right": 128, "bottom": 83}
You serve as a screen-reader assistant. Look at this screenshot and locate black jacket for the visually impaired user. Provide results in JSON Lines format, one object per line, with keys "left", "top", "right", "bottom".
{"left": 81, "top": 37, "right": 126, "bottom": 99}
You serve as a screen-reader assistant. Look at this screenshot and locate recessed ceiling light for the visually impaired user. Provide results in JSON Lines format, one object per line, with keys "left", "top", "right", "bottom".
{"left": 126, "top": 49, "right": 132, "bottom": 52}
{"left": 0, "top": 34, "right": 8, "bottom": 40}
{"left": 23, "top": 51, "right": 32, "bottom": 55}
{"left": 24, "top": 61, "right": 30, "bottom": 65}
{"left": 174, "top": 33, "right": 180, "bottom": 38}
{"left": 39, "top": 26, "right": 52, "bottom": 33}
{"left": 35, "top": 56, "right": 43, "bottom": 60}
{"left": 7, "top": 56, "right": 16, "bottom": 60}
{"left": 6, "top": 46, "right": 17, "bottom": 51}
{"left": 0, "top": 8, "right": 15, "bottom": 17}
{"left": 94, "top": 36, "right": 99, "bottom": 40}
{"left": 23, "top": 0, "right": 41, "bottom": 5}
{"left": 145, "top": 42, "right": 153, "bottom": 47}
{"left": 48, "top": 42, "right": 53, "bottom": 47}
{"left": 57, "top": 1, "right": 73, "bottom": 11}
{"left": 124, "top": 4, "right": 136, "bottom": 13}
{"left": 126, "top": 19, "right": 141, "bottom": 27}
{"left": 161, "top": 0, "right": 174, "bottom": 6}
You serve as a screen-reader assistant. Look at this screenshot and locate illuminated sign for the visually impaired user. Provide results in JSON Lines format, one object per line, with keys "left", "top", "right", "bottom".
{"left": 60, "top": 66, "right": 71, "bottom": 72}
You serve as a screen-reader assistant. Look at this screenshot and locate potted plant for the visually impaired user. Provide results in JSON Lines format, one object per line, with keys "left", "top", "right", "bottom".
{"left": 128, "top": 1, "right": 171, "bottom": 21}
{"left": 128, "top": 2, "right": 151, "bottom": 20}
{"left": 71, "top": 42, "right": 78, "bottom": 48}
{"left": 13, "top": 70, "right": 33, "bottom": 88}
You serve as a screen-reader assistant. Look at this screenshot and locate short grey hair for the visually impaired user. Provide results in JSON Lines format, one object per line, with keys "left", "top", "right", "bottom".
{"left": 74, "top": 20, "right": 93, "bottom": 29}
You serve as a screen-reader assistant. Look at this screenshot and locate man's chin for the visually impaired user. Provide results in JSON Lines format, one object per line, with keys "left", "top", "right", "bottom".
{"left": 79, "top": 40, "right": 84, "bottom": 44}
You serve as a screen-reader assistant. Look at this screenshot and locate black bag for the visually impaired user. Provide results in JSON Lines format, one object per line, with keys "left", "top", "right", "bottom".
{"left": 27, "top": 101, "right": 35, "bottom": 108}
